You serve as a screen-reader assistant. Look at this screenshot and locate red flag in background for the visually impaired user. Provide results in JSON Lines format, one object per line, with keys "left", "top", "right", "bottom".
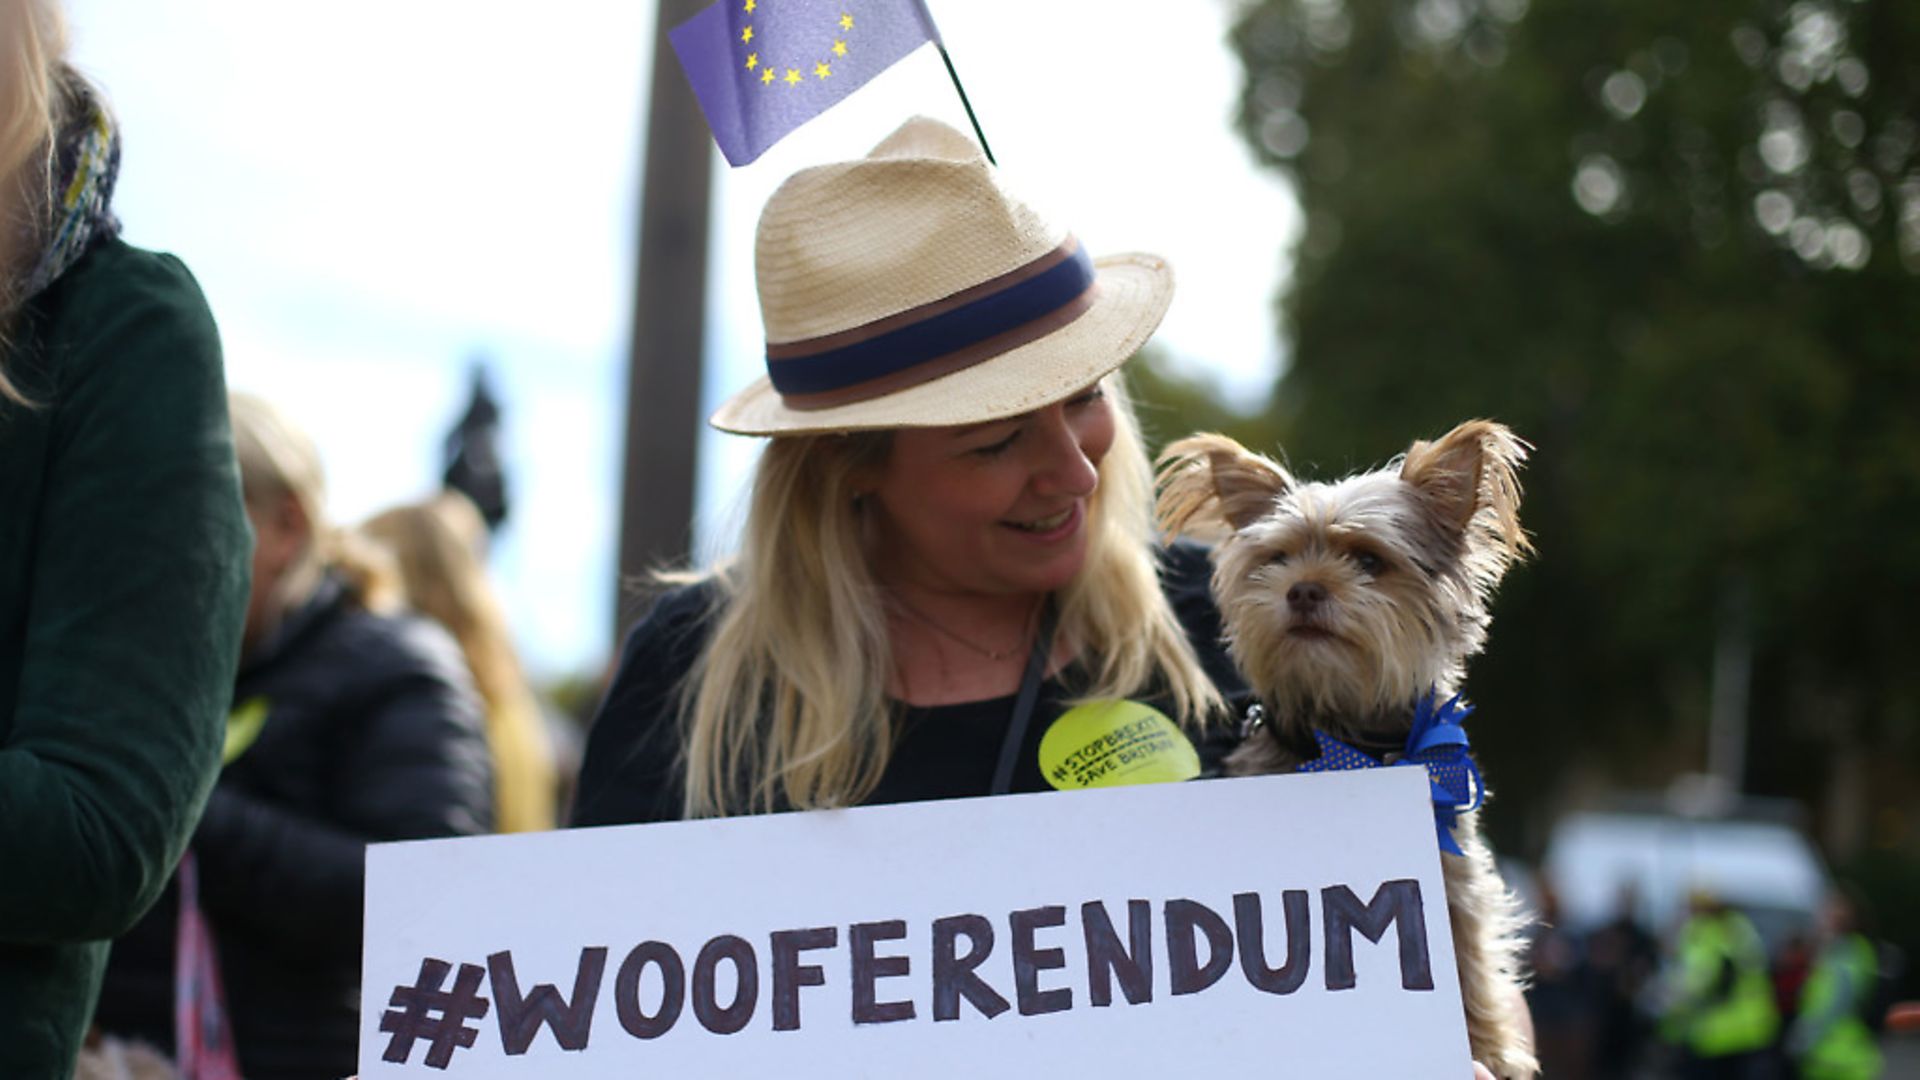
{"left": 173, "top": 853, "right": 242, "bottom": 1080}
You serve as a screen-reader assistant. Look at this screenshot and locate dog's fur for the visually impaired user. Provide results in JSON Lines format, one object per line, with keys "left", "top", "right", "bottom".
{"left": 1156, "top": 420, "right": 1538, "bottom": 1079}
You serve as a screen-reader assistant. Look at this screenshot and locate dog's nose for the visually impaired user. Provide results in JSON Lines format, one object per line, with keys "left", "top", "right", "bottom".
{"left": 1286, "top": 581, "right": 1328, "bottom": 611}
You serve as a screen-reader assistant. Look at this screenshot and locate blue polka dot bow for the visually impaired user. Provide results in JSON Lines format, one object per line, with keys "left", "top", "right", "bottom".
{"left": 1294, "top": 691, "right": 1486, "bottom": 856}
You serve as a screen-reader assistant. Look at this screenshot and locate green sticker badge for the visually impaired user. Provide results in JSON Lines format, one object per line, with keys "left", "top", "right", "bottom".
{"left": 1038, "top": 700, "right": 1201, "bottom": 790}
{"left": 224, "top": 696, "right": 270, "bottom": 765}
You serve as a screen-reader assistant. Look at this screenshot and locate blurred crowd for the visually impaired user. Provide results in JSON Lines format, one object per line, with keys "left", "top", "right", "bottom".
{"left": 69, "top": 387, "right": 1913, "bottom": 1080}
{"left": 72, "top": 393, "right": 580, "bottom": 1080}
{"left": 8, "top": 0, "right": 1918, "bottom": 1077}
{"left": 1526, "top": 884, "right": 1906, "bottom": 1079}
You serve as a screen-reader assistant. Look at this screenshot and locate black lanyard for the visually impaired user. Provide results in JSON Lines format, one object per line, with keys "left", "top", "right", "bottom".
{"left": 990, "top": 596, "right": 1059, "bottom": 795}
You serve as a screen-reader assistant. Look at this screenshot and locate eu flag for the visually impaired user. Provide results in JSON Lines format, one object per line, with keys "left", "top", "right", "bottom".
{"left": 671, "top": 0, "right": 942, "bottom": 166}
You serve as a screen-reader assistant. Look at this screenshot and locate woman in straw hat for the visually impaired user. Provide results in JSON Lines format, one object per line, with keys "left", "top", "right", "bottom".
{"left": 572, "top": 116, "right": 1516, "bottom": 1080}
{"left": 572, "top": 117, "right": 1518, "bottom": 1079}
{"left": 573, "top": 117, "right": 1245, "bottom": 825}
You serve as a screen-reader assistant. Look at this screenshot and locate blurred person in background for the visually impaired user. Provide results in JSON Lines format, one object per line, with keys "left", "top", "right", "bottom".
{"left": 1776, "top": 930, "right": 1818, "bottom": 1036}
{"left": 1523, "top": 883, "right": 1597, "bottom": 1079}
{"left": 0, "top": 1, "right": 251, "bottom": 1075}
{"left": 1584, "top": 884, "right": 1660, "bottom": 1077}
{"left": 362, "top": 491, "right": 558, "bottom": 831}
{"left": 94, "top": 394, "right": 494, "bottom": 1080}
{"left": 1786, "top": 888, "right": 1884, "bottom": 1079}
{"left": 1661, "top": 890, "right": 1782, "bottom": 1079}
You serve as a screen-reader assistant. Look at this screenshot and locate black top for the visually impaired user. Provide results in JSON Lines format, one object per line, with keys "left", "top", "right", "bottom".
{"left": 96, "top": 575, "right": 494, "bottom": 1080}
{"left": 572, "top": 543, "right": 1247, "bottom": 827}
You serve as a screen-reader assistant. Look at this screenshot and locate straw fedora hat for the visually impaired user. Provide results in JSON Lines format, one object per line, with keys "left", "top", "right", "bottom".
{"left": 710, "top": 117, "right": 1174, "bottom": 435}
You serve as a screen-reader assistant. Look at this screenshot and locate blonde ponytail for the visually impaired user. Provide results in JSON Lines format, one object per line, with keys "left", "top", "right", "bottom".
{"left": 1, "top": 0, "right": 73, "bottom": 406}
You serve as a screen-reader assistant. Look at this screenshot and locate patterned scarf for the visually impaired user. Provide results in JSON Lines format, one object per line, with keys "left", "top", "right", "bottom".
{"left": 21, "top": 73, "right": 122, "bottom": 300}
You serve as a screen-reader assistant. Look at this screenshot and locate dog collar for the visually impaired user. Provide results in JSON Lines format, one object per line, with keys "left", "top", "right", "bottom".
{"left": 1280, "top": 691, "right": 1487, "bottom": 856}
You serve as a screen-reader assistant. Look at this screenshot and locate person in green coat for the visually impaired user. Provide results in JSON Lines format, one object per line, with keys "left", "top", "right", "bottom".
{"left": 0, "top": 2, "right": 252, "bottom": 1075}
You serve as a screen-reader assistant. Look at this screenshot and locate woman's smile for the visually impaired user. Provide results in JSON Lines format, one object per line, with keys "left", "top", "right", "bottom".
{"left": 1002, "top": 502, "right": 1082, "bottom": 542}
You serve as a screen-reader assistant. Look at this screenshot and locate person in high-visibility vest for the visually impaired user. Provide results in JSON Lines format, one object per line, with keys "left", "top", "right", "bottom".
{"left": 1662, "top": 891, "right": 1781, "bottom": 1078}
{"left": 1788, "top": 890, "right": 1883, "bottom": 1079}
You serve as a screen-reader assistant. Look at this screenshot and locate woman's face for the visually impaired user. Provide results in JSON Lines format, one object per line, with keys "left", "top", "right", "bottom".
{"left": 242, "top": 489, "right": 310, "bottom": 647}
{"left": 865, "top": 384, "right": 1116, "bottom": 598}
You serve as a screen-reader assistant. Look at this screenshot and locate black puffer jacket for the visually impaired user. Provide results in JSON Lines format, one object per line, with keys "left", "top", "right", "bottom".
{"left": 97, "top": 574, "right": 493, "bottom": 1080}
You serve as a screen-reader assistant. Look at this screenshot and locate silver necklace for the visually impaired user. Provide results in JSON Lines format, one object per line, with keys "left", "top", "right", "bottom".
{"left": 891, "top": 594, "right": 1041, "bottom": 662}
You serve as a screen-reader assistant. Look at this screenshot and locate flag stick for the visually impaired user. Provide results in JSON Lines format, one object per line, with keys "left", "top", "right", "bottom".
{"left": 934, "top": 42, "right": 996, "bottom": 166}
{"left": 912, "top": 2, "right": 996, "bottom": 165}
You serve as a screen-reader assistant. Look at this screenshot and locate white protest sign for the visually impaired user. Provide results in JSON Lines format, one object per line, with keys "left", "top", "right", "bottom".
{"left": 361, "top": 768, "right": 1472, "bottom": 1078}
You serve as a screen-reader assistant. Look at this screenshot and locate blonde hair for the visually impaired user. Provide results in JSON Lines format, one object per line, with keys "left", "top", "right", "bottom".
{"left": 681, "top": 373, "right": 1226, "bottom": 817}
{"left": 0, "top": 0, "right": 71, "bottom": 406}
{"left": 228, "top": 392, "right": 398, "bottom": 617}
{"left": 362, "top": 493, "right": 558, "bottom": 832}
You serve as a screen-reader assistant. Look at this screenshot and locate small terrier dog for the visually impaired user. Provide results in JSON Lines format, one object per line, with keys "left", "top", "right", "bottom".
{"left": 1156, "top": 419, "right": 1538, "bottom": 1079}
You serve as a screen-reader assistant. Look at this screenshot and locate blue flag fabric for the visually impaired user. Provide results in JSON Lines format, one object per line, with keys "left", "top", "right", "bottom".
{"left": 671, "top": 0, "right": 942, "bottom": 166}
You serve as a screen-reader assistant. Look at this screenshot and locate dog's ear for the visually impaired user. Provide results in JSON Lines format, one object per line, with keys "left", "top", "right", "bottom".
{"left": 1400, "top": 419, "right": 1533, "bottom": 564}
{"left": 1155, "top": 433, "right": 1293, "bottom": 540}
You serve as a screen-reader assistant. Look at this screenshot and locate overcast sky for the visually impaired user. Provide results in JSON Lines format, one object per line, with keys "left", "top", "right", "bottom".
{"left": 65, "top": 0, "right": 1298, "bottom": 676}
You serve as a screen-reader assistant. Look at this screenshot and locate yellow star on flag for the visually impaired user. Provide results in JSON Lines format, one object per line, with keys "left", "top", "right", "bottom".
{"left": 815, "top": 61, "right": 832, "bottom": 79}
{"left": 760, "top": 66, "right": 776, "bottom": 84}
{"left": 744, "top": 0, "right": 755, "bottom": 10}
{"left": 840, "top": 13, "right": 854, "bottom": 30}
{"left": 832, "top": 40, "right": 848, "bottom": 57}
{"left": 784, "top": 68, "right": 803, "bottom": 85}
{"left": 745, "top": 53, "right": 757, "bottom": 69}
{"left": 740, "top": 25, "right": 753, "bottom": 44}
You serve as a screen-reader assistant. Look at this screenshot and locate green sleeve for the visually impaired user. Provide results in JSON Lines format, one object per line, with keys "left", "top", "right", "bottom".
{"left": 0, "top": 250, "right": 251, "bottom": 943}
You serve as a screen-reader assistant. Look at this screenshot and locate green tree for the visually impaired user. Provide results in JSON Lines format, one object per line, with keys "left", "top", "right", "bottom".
{"left": 1191, "top": 0, "right": 1920, "bottom": 870}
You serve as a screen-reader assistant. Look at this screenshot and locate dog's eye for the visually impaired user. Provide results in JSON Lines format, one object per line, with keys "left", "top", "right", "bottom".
{"left": 1352, "top": 550, "right": 1385, "bottom": 576}
{"left": 1268, "top": 551, "right": 1290, "bottom": 566}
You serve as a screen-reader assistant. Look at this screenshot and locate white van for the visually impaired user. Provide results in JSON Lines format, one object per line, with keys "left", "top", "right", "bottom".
{"left": 1541, "top": 805, "right": 1829, "bottom": 950}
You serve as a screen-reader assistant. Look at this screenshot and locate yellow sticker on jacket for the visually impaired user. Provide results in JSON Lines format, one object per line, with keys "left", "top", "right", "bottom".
{"left": 1038, "top": 700, "right": 1200, "bottom": 790}
{"left": 224, "top": 696, "right": 270, "bottom": 765}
